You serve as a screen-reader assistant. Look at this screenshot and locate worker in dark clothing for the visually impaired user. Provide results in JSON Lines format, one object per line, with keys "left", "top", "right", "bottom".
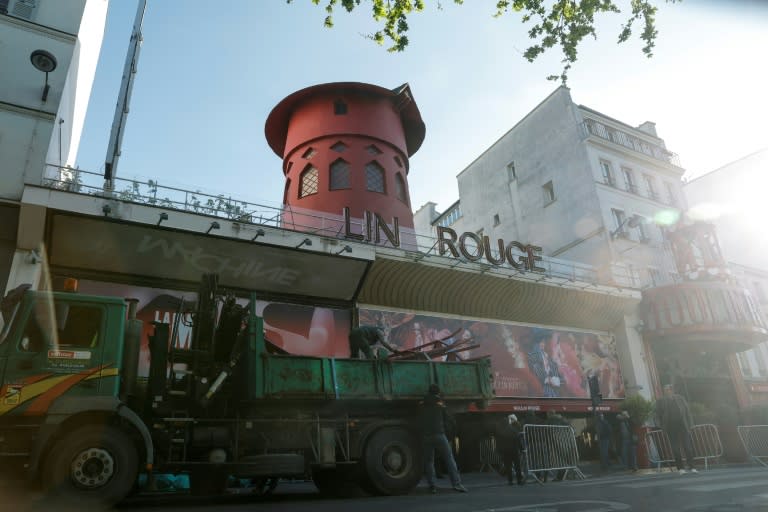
{"left": 420, "top": 384, "right": 467, "bottom": 494}
{"left": 496, "top": 414, "right": 525, "bottom": 485}
{"left": 656, "top": 383, "right": 698, "bottom": 474}
{"left": 596, "top": 413, "right": 613, "bottom": 471}
{"left": 348, "top": 326, "right": 385, "bottom": 359}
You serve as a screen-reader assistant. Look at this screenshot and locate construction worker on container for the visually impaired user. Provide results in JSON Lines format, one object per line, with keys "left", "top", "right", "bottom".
{"left": 420, "top": 384, "right": 467, "bottom": 494}
{"left": 348, "top": 325, "right": 385, "bottom": 359}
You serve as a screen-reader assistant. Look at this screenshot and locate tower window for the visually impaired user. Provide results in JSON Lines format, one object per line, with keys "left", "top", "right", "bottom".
{"left": 283, "top": 179, "right": 291, "bottom": 204}
{"left": 507, "top": 161, "right": 516, "bottom": 180}
{"left": 334, "top": 100, "right": 348, "bottom": 115}
{"left": 299, "top": 165, "right": 319, "bottom": 198}
{"left": 331, "top": 141, "right": 348, "bottom": 153}
{"left": 302, "top": 147, "right": 317, "bottom": 160}
{"left": 330, "top": 159, "right": 351, "bottom": 190}
{"left": 493, "top": 214, "right": 501, "bottom": 226}
{"left": 365, "top": 161, "right": 386, "bottom": 193}
{"left": 366, "top": 144, "right": 382, "bottom": 155}
{"left": 395, "top": 172, "right": 408, "bottom": 203}
{"left": 394, "top": 155, "right": 403, "bottom": 168}
{"left": 542, "top": 181, "right": 555, "bottom": 204}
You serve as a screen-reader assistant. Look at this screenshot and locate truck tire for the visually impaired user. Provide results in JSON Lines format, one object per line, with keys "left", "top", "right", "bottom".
{"left": 42, "top": 424, "right": 139, "bottom": 506}
{"left": 362, "top": 428, "right": 421, "bottom": 495}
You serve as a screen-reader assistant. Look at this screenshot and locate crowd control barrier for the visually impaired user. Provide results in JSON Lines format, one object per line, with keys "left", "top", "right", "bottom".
{"left": 645, "top": 429, "right": 674, "bottom": 471}
{"left": 479, "top": 435, "right": 504, "bottom": 474}
{"left": 646, "top": 425, "right": 723, "bottom": 471}
{"left": 737, "top": 425, "right": 768, "bottom": 467}
{"left": 523, "top": 424, "right": 585, "bottom": 483}
{"left": 689, "top": 424, "right": 723, "bottom": 470}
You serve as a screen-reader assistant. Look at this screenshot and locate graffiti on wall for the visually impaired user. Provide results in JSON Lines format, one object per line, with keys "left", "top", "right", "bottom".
{"left": 359, "top": 308, "right": 625, "bottom": 399}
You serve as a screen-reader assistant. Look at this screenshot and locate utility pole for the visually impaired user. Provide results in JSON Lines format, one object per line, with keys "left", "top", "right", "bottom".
{"left": 103, "top": 0, "right": 147, "bottom": 192}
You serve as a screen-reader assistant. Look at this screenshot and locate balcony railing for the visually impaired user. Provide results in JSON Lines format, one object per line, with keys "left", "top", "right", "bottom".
{"left": 582, "top": 119, "right": 681, "bottom": 167}
{"left": 41, "top": 164, "right": 641, "bottom": 291}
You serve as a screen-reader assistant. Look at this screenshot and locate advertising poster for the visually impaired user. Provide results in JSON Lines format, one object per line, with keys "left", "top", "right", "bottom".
{"left": 359, "top": 308, "right": 625, "bottom": 399}
{"left": 77, "top": 280, "right": 352, "bottom": 376}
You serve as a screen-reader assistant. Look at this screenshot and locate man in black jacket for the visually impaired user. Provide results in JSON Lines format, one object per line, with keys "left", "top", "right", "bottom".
{"left": 496, "top": 414, "right": 525, "bottom": 485}
{"left": 420, "top": 384, "right": 467, "bottom": 493}
{"left": 656, "top": 384, "right": 698, "bottom": 474}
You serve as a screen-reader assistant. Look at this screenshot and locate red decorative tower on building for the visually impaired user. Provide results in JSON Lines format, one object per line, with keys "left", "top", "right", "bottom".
{"left": 265, "top": 82, "right": 425, "bottom": 243}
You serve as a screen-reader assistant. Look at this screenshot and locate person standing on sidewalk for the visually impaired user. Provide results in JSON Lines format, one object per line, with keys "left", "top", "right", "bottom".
{"left": 618, "top": 411, "right": 639, "bottom": 471}
{"left": 656, "top": 384, "right": 698, "bottom": 474}
{"left": 596, "top": 413, "right": 613, "bottom": 471}
{"left": 420, "top": 384, "right": 468, "bottom": 494}
{"left": 496, "top": 414, "right": 525, "bottom": 486}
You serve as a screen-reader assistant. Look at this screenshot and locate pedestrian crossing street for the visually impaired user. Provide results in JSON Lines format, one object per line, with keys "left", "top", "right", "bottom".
{"left": 563, "top": 466, "right": 768, "bottom": 495}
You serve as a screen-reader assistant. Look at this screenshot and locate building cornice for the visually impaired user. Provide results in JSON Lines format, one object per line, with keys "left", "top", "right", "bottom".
{"left": 0, "top": 14, "right": 77, "bottom": 44}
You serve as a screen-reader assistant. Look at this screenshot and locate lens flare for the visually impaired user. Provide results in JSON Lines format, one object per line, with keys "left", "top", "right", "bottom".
{"left": 653, "top": 210, "right": 680, "bottom": 226}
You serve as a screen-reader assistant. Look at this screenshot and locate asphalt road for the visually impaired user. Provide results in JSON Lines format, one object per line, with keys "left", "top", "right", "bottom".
{"left": 4, "top": 466, "right": 768, "bottom": 512}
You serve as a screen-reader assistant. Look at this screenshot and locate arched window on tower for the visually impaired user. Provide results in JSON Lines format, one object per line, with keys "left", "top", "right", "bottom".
{"left": 283, "top": 179, "right": 291, "bottom": 204}
{"left": 299, "top": 165, "right": 319, "bottom": 198}
{"left": 365, "top": 161, "right": 386, "bottom": 193}
{"left": 395, "top": 172, "right": 408, "bottom": 204}
{"left": 330, "top": 159, "right": 350, "bottom": 190}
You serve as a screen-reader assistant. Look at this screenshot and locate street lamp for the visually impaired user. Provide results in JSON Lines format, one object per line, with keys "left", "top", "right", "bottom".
{"left": 30, "top": 50, "right": 57, "bottom": 102}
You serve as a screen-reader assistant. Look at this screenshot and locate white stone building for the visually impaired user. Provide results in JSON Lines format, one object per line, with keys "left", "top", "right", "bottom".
{"left": 0, "top": 0, "right": 108, "bottom": 292}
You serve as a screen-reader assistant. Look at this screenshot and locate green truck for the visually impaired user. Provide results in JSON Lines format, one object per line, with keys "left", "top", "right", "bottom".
{"left": 0, "top": 274, "right": 493, "bottom": 504}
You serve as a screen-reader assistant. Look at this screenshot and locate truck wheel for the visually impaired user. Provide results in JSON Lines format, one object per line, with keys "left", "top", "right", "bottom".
{"left": 42, "top": 424, "right": 139, "bottom": 506}
{"left": 363, "top": 428, "right": 421, "bottom": 495}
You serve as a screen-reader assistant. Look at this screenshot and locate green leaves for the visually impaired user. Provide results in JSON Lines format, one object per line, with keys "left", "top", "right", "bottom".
{"left": 292, "top": 0, "right": 678, "bottom": 84}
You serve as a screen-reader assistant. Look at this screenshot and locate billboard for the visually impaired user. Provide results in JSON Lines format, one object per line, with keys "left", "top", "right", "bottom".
{"left": 77, "top": 280, "right": 352, "bottom": 376}
{"left": 359, "top": 308, "right": 625, "bottom": 399}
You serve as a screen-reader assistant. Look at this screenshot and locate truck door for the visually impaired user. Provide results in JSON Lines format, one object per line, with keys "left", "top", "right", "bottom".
{"left": 0, "top": 295, "right": 108, "bottom": 418}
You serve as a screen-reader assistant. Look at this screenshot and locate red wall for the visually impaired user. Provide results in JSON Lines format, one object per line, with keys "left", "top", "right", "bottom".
{"left": 280, "top": 91, "right": 415, "bottom": 229}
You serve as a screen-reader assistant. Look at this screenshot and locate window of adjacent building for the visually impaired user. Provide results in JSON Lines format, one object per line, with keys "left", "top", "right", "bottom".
{"left": 542, "top": 181, "right": 555, "bottom": 204}
{"left": 437, "top": 204, "right": 462, "bottom": 227}
{"left": 643, "top": 174, "right": 658, "bottom": 200}
{"left": 648, "top": 267, "right": 662, "bottom": 287}
{"left": 334, "top": 100, "right": 347, "bottom": 115}
{"left": 507, "top": 161, "right": 517, "bottom": 181}
{"left": 493, "top": 214, "right": 501, "bottom": 226}
{"left": 330, "top": 141, "right": 348, "bottom": 153}
{"left": 301, "top": 147, "right": 317, "bottom": 160}
{"left": 754, "top": 348, "right": 768, "bottom": 377}
{"left": 365, "top": 161, "right": 386, "bottom": 193}
{"left": 637, "top": 218, "right": 649, "bottom": 242}
{"left": 611, "top": 208, "right": 627, "bottom": 236}
{"left": 622, "top": 167, "right": 637, "bottom": 194}
{"left": 664, "top": 181, "right": 677, "bottom": 206}
{"left": 330, "top": 159, "right": 350, "bottom": 190}
{"left": 738, "top": 351, "right": 753, "bottom": 377}
{"left": 600, "top": 160, "right": 615, "bottom": 186}
{"left": 299, "top": 165, "right": 319, "bottom": 198}
{"left": 366, "top": 144, "right": 382, "bottom": 155}
{"left": 395, "top": 172, "right": 408, "bottom": 203}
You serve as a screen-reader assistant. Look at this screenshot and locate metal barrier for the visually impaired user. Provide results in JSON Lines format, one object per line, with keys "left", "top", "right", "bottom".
{"left": 478, "top": 435, "right": 504, "bottom": 473}
{"left": 690, "top": 424, "right": 723, "bottom": 470}
{"left": 737, "top": 425, "right": 768, "bottom": 467}
{"left": 646, "top": 425, "right": 723, "bottom": 471}
{"left": 645, "top": 429, "right": 675, "bottom": 472}
{"left": 523, "top": 424, "right": 585, "bottom": 483}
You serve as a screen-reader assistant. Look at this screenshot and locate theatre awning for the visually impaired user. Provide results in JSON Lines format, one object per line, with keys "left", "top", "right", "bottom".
{"left": 358, "top": 250, "right": 641, "bottom": 332}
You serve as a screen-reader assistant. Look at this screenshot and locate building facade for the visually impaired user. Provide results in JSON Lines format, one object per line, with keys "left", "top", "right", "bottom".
{"left": 414, "top": 87, "right": 768, "bottom": 419}
{"left": 684, "top": 149, "right": 768, "bottom": 415}
{"left": 0, "top": 0, "right": 108, "bottom": 294}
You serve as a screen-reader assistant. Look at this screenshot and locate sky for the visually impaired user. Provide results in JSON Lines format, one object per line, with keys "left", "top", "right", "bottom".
{"left": 75, "top": 0, "right": 768, "bottom": 215}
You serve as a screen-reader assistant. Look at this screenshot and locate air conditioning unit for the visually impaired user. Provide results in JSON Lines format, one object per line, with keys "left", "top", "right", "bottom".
{"left": 5, "top": 0, "right": 37, "bottom": 20}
